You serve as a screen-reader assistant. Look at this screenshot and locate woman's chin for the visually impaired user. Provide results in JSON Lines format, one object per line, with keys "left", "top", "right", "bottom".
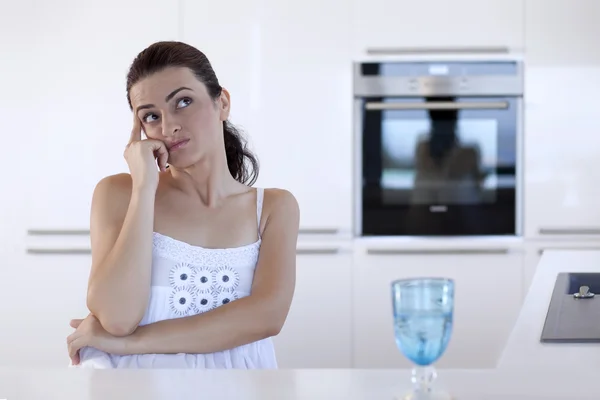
{"left": 165, "top": 158, "right": 198, "bottom": 170}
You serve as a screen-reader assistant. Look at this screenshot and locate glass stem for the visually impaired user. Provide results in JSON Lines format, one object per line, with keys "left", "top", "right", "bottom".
{"left": 411, "top": 365, "right": 437, "bottom": 395}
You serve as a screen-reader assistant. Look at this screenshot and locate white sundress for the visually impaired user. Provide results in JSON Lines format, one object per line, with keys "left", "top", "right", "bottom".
{"left": 76, "top": 188, "right": 277, "bottom": 369}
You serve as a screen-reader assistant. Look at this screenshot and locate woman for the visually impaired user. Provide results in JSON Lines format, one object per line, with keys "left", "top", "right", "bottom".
{"left": 66, "top": 41, "right": 299, "bottom": 369}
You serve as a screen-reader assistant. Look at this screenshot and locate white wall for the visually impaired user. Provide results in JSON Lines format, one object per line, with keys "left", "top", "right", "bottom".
{"left": 2, "top": 0, "right": 600, "bottom": 369}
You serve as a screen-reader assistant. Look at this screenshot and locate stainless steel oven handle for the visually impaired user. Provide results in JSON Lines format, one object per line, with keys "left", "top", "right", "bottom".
{"left": 539, "top": 227, "right": 600, "bottom": 235}
{"left": 365, "top": 101, "right": 509, "bottom": 111}
{"left": 366, "top": 248, "right": 510, "bottom": 256}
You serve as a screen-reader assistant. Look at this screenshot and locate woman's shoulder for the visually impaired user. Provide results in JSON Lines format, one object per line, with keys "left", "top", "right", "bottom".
{"left": 261, "top": 188, "right": 299, "bottom": 211}
{"left": 93, "top": 173, "right": 133, "bottom": 198}
{"left": 90, "top": 173, "right": 135, "bottom": 213}
{"left": 260, "top": 188, "right": 300, "bottom": 227}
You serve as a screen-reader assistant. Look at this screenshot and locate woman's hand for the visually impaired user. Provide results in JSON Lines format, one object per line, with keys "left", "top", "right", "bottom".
{"left": 124, "top": 114, "right": 169, "bottom": 191}
{"left": 67, "top": 314, "right": 128, "bottom": 365}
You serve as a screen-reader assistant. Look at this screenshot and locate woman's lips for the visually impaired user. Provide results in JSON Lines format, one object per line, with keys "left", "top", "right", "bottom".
{"left": 168, "top": 139, "right": 190, "bottom": 151}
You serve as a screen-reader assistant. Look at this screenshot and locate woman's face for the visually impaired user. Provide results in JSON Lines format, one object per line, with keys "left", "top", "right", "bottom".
{"left": 128, "top": 66, "right": 230, "bottom": 168}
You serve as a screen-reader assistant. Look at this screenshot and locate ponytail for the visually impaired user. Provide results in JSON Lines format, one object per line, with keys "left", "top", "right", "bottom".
{"left": 223, "top": 120, "right": 259, "bottom": 185}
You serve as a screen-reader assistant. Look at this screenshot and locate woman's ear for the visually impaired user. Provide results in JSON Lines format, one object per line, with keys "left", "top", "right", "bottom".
{"left": 219, "top": 88, "right": 231, "bottom": 121}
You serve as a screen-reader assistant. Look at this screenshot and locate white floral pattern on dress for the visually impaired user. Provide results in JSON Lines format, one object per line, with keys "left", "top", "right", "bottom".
{"left": 169, "top": 263, "right": 194, "bottom": 288}
{"left": 168, "top": 287, "right": 196, "bottom": 317}
{"left": 215, "top": 290, "right": 239, "bottom": 307}
{"left": 167, "top": 263, "right": 242, "bottom": 317}
{"left": 213, "top": 266, "right": 240, "bottom": 292}
{"left": 194, "top": 291, "right": 217, "bottom": 313}
{"left": 190, "top": 266, "right": 213, "bottom": 292}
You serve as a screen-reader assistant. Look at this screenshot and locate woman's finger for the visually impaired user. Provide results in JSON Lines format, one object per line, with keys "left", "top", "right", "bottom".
{"left": 68, "top": 339, "right": 82, "bottom": 365}
{"left": 70, "top": 319, "right": 83, "bottom": 329}
{"left": 71, "top": 352, "right": 80, "bottom": 365}
{"left": 150, "top": 140, "right": 170, "bottom": 172}
{"left": 66, "top": 331, "right": 79, "bottom": 345}
{"left": 129, "top": 113, "right": 142, "bottom": 144}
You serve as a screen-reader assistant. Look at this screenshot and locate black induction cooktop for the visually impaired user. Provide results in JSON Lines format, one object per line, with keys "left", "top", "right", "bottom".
{"left": 541, "top": 272, "right": 600, "bottom": 343}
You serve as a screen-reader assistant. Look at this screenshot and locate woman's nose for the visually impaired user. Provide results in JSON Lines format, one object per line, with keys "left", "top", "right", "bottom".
{"left": 162, "top": 116, "right": 181, "bottom": 137}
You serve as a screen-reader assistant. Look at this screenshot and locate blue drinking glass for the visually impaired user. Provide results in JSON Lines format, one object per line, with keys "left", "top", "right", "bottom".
{"left": 391, "top": 278, "right": 454, "bottom": 400}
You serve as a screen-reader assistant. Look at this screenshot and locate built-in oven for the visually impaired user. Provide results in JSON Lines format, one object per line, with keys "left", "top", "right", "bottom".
{"left": 354, "top": 61, "right": 523, "bottom": 236}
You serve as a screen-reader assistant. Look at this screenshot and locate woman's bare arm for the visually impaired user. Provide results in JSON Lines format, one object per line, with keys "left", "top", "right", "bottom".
{"left": 86, "top": 174, "right": 155, "bottom": 336}
{"left": 118, "top": 189, "right": 299, "bottom": 354}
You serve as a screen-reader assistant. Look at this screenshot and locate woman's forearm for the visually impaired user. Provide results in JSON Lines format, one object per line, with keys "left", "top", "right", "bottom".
{"left": 122, "top": 295, "right": 281, "bottom": 355}
{"left": 87, "top": 187, "right": 156, "bottom": 336}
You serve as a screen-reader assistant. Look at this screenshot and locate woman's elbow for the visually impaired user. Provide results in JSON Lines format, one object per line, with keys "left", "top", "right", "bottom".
{"left": 265, "top": 323, "right": 283, "bottom": 338}
{"left": 88, "top": 302, "right": 139, "bottom": 337}
{"left": 86, "top": 294, "right": 141, "bottom": 336}
{"left": 100, "top": 318, "right": 138, "bottom": 337}
{"left": 263, "top": 310, "right": 289, "bottom": 338}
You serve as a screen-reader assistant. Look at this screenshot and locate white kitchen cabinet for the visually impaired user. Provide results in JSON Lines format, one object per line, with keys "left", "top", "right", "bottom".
{"left": 352, "top": 0, "right": 524, "bottom": 56}
{"left": 0, "top": 254, "right": 91, "bottom": 367}
{"left": 249, "top": 0, "right": 354, "bottom": 233}
{"left": 352, "top": 239, "right": 524, "bottom": 369}
{"left": 523, "top": 241, "right": 600, "bottom": 299}
{"left": 524, "top": 67, "right": 600, "bottom": 239}
{"left": 26, "top": 0, "right": 179, "bottom": 231}
{"left": 526, "top": 0, "right": 600, "bottom": 65}
{"left": 272, "top": 242, "right": 353, "bottom": 368}
{"left": 1, "top": 3, "right": 32, "bottom": 270}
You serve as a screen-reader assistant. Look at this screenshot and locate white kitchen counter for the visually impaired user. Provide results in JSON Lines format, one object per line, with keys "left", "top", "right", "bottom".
{"left": 1, "top": 367, "right": 600, "bottom": 399}
{"left": 5, "top": 250, "right": 600, "bottom": 399}
{"left": 498, "top": 249, "right": 600, "bottom": 369}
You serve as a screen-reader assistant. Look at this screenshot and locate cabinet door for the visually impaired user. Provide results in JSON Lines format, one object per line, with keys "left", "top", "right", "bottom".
{"left": 272, "top": 243, "right": 353, "bottom": 368}
{"left": 250, "top": 0, "right": 353, "bottom": 233}
{"left": 526, "top": 0, "right": 600, "bottom": 65}
{"left": 353, "top": 0, "right": 524, "bottom": 55}
{"left": 0, "top": 254, "right": 90, "bottom": 367}
{"left": 26, "top": 0, "right": 179, "bottom": 231}
{"left": 1, "top": 2, "right": 32, "bottom": 259}
{"left": 524, "top": 67, "right": 600, "bottom": 238}
{"left": 352, "top": 240, "right": 524, "bottom": 368}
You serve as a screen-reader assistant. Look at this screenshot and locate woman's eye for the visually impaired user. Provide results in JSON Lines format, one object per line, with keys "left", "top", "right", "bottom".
{"left": 143, "top": 113, "right": 159, "bottom": 124}
{"left": 177, "top": 97, "right": 192, "bottom": 109}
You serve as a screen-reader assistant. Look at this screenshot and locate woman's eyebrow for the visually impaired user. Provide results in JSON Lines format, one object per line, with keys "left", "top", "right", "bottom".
{"left": 135, "top": 87, "right": 193, "bottom": 113}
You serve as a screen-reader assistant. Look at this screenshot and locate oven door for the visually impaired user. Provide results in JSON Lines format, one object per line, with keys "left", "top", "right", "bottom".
{"left": 358, "top": 96, "right": 520, "bottom": 236}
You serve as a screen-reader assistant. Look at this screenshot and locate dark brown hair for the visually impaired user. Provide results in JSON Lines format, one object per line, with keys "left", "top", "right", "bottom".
{"left": 126, "top": 41, "right": 259, "bottom": 185}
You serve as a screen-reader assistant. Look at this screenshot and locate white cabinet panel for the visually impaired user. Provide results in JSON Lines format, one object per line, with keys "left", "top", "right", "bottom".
{"left": 27, "top": 0, "right": 179, "bottom": 231}
{"left": 1, "top": 2, "right": 33, "bottom": 259}
{"left": 524, "top": 67, "right": 600, "bottom": 238}
{"left": 352, "top": 239, "right": 524, "bottom": 368}
{"left": 353, "top": 0, "right": 524, "bottom": 55}
{"left": 252, "top": 0, "right": 353, "bottom": 232}
{"left": 0, "top": 255, "right": 90, "bottom": 367}
{"left": 526, "top": 0, "right": 600, "bottom": 65}
{"left": 273, "top": 242, "right": 353, "bottom": 368}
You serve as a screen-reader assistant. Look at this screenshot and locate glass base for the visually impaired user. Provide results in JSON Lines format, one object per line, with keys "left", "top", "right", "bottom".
{"left": 396, "top": 366, "right": 453, "bottom": 400}
{"left": 398, "top": 390, "right": 453, "bottom": 400}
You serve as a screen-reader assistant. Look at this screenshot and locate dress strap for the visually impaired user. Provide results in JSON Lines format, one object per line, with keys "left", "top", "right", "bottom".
{"left": 256, "top": 188, "right": 265, "bottom": 238}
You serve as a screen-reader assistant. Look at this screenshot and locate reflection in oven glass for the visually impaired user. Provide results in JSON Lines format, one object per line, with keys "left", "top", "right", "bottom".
{"left": 381, "top": 113, "right": 514, "bottom": 206}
